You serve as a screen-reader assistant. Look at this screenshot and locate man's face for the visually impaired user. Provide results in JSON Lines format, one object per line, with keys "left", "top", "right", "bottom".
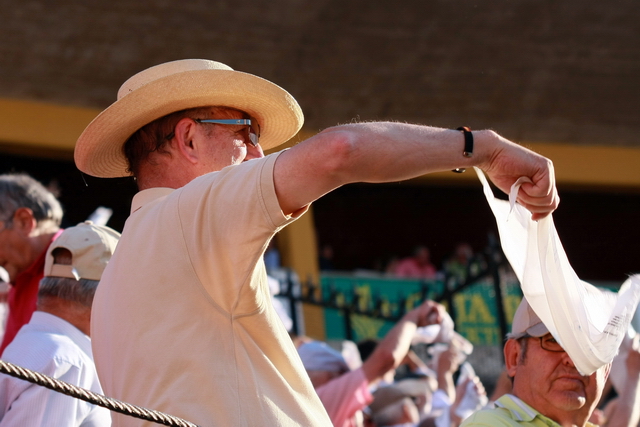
{"left": 0, "top": 216, "right": 33, "bottom": 282}
{"left": 194, "top": 108, "right": 264, "bottom": 172}
{"left": 506, "top": 334, "right": 610, "bottom": 423}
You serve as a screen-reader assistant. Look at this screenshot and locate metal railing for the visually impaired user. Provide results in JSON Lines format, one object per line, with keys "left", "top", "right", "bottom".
{"left": 273, "top": 236, "right": 514, "bottom": 343}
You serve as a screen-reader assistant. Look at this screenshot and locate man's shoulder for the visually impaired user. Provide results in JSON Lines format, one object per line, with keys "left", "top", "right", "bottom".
{"left": 461, "top": 395, "right": 567, "bottom": 427}
{"left": 3, "top": 315, "right": 91, "bottom": 370}
{"left": 461, "top": 405, "right": 524, "bottom": 426}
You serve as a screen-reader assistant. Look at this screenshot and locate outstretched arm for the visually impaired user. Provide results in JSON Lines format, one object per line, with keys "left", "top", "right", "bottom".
{"left": 361, "top": 299, "right": 446, "bottom": 384}
{"left": 273, "top": 123, "right": 558, "bottom": 220}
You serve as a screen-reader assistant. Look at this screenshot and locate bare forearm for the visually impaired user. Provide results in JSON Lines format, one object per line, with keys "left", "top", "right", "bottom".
{"left": 316, "top": 123, "right": 491, "bottom": 183}
{"left": 361, "top": 310, "right": 421, "bottom": 383}
{"left": 274, "top": 122, "right": 557, "bottom": 218}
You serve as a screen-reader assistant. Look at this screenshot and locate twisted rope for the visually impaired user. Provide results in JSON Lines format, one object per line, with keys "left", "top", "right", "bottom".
{"left": 0, "top": 360, "right": 199, "bottom": 427}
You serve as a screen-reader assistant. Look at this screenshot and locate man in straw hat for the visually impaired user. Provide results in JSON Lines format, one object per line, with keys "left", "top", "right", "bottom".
{"left": 74, "top": 59, "right": 559, "bottom": 426}
{"left": 461, "top": 297, "right": 611, "bottom": 427}
{"left": 0, "top": 221, "right": 119, "bottom": 426}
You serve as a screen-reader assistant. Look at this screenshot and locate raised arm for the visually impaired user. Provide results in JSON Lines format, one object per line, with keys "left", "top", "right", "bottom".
{"left": 361, "top": 299, "right": 446, "bottom": 384}
{"left": 273, "top": 123, "right": 558, "bottom": 220}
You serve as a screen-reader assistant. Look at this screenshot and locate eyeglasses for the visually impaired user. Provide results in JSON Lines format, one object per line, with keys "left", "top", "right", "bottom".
{"left": 523, "top": 334, "right": 565, "bottom": 352}
{"left": 194, "top": 118, "right": 260, "bottom": 147}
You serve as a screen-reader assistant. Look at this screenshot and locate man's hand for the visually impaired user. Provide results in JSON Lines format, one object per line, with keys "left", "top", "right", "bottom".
{"left": 478, "top": 131, "right": 560, "bottom": 221}
{"left": 406, "top": 300, "right": 447, "bottom": 328}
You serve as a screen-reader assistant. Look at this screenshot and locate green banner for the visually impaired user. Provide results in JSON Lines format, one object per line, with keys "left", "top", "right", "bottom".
{"left": 319, "top": 274, "right": 523, "bottom": 345}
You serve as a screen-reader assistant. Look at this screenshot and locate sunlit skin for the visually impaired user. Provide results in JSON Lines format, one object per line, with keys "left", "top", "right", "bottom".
{"left": 190, "top": 108, "right": 264, "bottom": 172}
{"left": 0, "top": 209, "right": 57, "bottom": 282}
{"left": 505, "top": 334, "right": 611, "bottom": 427}
{"left": 136, "top": 108, "right": 264, "bottom": 190}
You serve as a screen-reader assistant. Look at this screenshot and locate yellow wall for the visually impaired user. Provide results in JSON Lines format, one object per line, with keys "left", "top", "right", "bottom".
{"left": 0, "top": 98, "right": 100, "bottom": 156}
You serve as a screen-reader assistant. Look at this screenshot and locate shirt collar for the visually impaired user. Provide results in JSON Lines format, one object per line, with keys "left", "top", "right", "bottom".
{"left": 29, "top": 311, "right": 93, "bottom": 357}
{"left": 495, "top": 394, "right": 598, "bottom": 427}
{"left": 495, "top": 394, "right": 540, "bottom": 422}
{"left": 131, "top": 188, "right": 174, "bottom": 214}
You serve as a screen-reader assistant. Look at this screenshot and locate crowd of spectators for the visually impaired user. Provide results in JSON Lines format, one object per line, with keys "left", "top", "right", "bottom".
{"left": 2, "top": 172, "right": 638, "bottom": 427}
{"left": 291, "top": 300, "right": 490, "bottom": 427}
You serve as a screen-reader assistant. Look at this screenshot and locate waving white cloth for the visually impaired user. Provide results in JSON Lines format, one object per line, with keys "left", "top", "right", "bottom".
{"left": 476, "top": 167, "right": 640, "bottom": 375}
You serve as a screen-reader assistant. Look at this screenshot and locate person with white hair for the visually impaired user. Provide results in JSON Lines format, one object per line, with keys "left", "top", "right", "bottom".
{"left": 0, "top": 173, "right": 64, "bottom": 353}
{"left": 0, "top": 221, "right": 119, "bottom": 426}
{"left": 74, "top": 58, "right": 559, "bottom": 426}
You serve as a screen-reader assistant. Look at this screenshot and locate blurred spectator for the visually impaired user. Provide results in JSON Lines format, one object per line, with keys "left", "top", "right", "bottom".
{"left": 0, "top": 173, "right": 63, "bottom": 353}
{"left": 267, "top": 274, "right": 293, "bottom": 332}
{"left": 0, "top": 268, "right": 9, "bottom": 342}
{"left": 368, "top": 379, "right": 427, "bottom": 426}
{"left": 443, "top": 243, "right": 478, "bottom": 284}
{"left": 0, "top": 221, "right": 119, "bottom": 426}
{"left": 264, "top": 238, "right": 281, "bottom": 272}
{"left": 298, "top": 300, "right": 447, "bottom": 427}
{"left": 598, "top": 333, "right": 640, "bottom": 427}
{"left": 423, "top": 341, "right": 487, "bottom": 427}
{"left": 319, "top": 244, "right": 336, "bottom": 271}
{"left": 392, "top": 246, "right": 438, "bottom": 280}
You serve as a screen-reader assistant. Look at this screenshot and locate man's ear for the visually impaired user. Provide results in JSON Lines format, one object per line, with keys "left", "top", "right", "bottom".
{"left": 11, "top": 207, "right": 36, "bottom": 235}
{"left": 172, "top": 117, "right": 199, "bottom": 164}
{"left": 504, "top": 338, "right": 521, "bottom": 377}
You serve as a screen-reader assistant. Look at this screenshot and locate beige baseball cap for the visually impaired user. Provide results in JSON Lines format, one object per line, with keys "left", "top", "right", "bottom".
{"left": 507, "top": 297, "right": 550, "bottom": 339}
{"left": 44, "top": 221, "right": 120, "bottom": 281}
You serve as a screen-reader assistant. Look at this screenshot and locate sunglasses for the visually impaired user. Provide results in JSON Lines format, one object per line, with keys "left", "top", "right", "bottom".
{"left": 194, "top": 118, "right": 260, "bottom": 147}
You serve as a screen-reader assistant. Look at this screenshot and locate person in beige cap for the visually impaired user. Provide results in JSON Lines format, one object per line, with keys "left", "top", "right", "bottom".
{"left": 0, "top": 221, "right": 119, "bottom": 427}
{"left": 73, "top": 59, "right": 559, "bottom": 426}
{"left": 461, "top": 297, "right": 611, "bottom": 427}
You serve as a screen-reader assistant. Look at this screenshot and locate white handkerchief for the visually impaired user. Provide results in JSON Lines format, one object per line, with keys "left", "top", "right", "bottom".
{"left": 476, "top": 167, "right": 640, "bottom": 375}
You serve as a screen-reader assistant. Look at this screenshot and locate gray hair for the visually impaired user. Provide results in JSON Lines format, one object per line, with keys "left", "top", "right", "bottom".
{"left": 38, "top": 277, "right": 99, "bottom": 307}
{"left": 0, "top": 173, "right": 63, "bottom": 226}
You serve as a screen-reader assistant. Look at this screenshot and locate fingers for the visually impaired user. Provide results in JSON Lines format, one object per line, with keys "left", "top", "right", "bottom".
{"left": 516, "top": 189, "right": 560, "bottom": 221}
{"left": 422, "top": 300, "right": 445, "bottom": 326}
{"left": 515, "top": 163, "right": 560, "bottom": 220}
{"left": 483, "top": 133, "right": 560, "bottom": 220}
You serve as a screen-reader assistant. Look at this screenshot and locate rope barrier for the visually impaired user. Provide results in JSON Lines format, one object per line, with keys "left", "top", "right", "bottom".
{"left": 0, "top": 360, "right": 200, "bottom": 427}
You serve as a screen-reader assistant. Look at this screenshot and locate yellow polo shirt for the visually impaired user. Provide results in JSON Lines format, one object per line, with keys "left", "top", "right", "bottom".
{"left": 461, "top": 394, "right": 598, "bottom": 427}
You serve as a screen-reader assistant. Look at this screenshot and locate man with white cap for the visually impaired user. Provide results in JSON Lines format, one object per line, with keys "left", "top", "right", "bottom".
{"left": 461, "top": 297, "right": 611, "bottom": 427}
{"left": 73, "top": 59, "right": 559, "bottom": 426}
{"left": 0, "top": 221, "right": 119, "bottom": 426}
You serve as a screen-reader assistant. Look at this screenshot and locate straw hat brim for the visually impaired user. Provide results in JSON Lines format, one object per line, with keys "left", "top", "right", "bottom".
{"left": 74, "top": 68, "right": 303, "bottom": 178}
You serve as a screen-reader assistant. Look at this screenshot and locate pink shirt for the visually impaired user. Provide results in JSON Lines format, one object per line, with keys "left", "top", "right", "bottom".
{"left": 393, "top": 257, "right": 437, "bottom": 279}
{"left": 316, "top": 368, "right": 373, "bottom": 427}
{"left": 0, "top": 230, "right": 62, "bottom": 353}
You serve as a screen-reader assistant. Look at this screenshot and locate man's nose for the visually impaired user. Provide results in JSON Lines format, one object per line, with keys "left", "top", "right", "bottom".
{"left": 561, "top": 350, "right": 577, "bottom": 368}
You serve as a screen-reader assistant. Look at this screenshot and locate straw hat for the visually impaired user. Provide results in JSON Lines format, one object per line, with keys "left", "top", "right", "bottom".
{"left": 75, "top": 59, "right": 304, "bottom": 178}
